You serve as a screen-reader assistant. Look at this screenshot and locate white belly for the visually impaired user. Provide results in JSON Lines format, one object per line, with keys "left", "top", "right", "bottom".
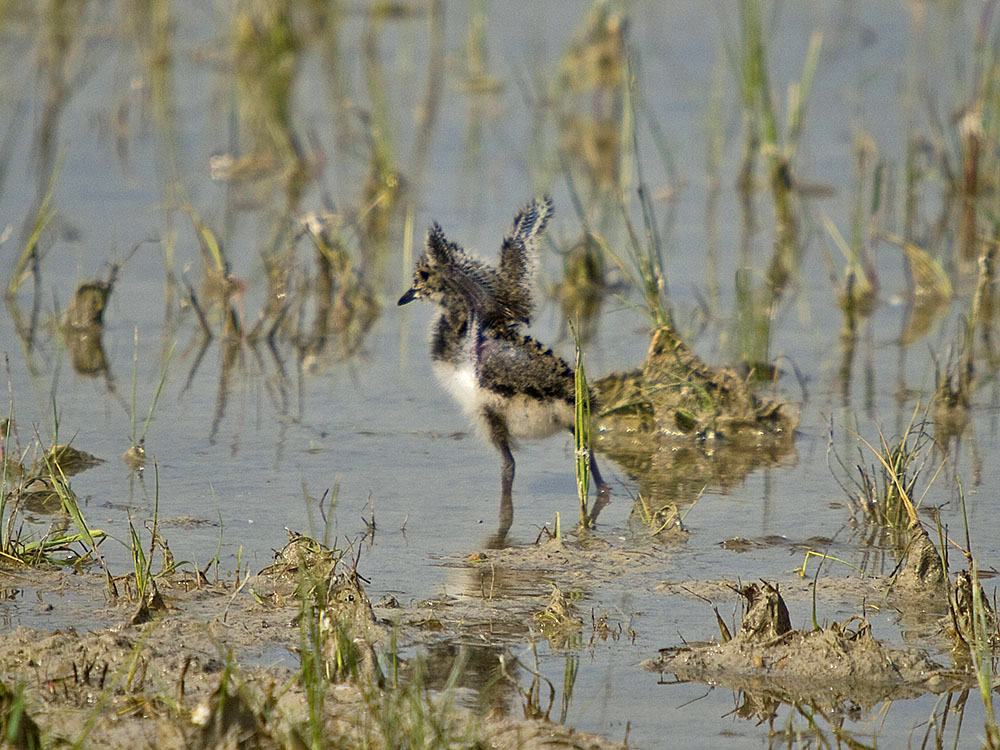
{"left": 433, "top": 361, "right": 574, "bottom": 442}
{"left": 433, "top": 360, "right": 479, "bottom": 417}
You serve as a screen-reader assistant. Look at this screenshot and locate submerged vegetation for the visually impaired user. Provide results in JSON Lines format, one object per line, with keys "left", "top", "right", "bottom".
{"left": 2, "top": 0, "right": 1000, "bottom": 748}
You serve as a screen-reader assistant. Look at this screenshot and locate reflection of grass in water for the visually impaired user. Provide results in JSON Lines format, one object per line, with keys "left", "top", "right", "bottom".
{"left": 360, "top": 13, "right": 403, "bottom": 252}
{"left": 822, "top": 203, "right": 876, "bottom": 337}
{"left": 933, "top": 240, "right": 995, "bottom": 412}
{"left": 232, "top": 1, "right": 301, "bottom": 169}
{"left": 554, "top": 3, "right": 677, "bottom": 333}
{"left": 733, "top": 1, "right": 821, "bottom": 235}
{"left": 733, "top": 266, "right": 774, "bottom": 377}
{"left": 7, "top": 153, "right": 62, "bottom": 298}
{"left": 920, "top": 7, "right": 1000, "bottom": 262}
{"left": 460, "top": 0, "right": 502, "bottom": 93}
{"left": 497, "top": 639, "right": 576, "bottom": 725}
{"left": 301, "top": 216, "right": 380, "bottom": 357}
{"left": 556, "top": 2, "right": 628, "bottom": 192}
{"left": 889, "top": 11, "right": 1000, "bottom": 268}
{"left": 531, "top": 586, "right": 582, "bottom": 722}
{"left": 728, "top": 3, "right": 821, "bottom": 371}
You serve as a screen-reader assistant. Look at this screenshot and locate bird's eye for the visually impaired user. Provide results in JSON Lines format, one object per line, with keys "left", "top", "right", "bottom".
{"left": 418, "top": 269, "right": 430, "bottom": 281}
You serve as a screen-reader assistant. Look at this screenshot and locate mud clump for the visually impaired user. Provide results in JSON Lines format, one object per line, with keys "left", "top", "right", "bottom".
{"left": 947, "top": 568, "right": 1000, "bottom": 647}
{"left": 260, "top": 531, "right": 384, "bottom": 640}
{"left": 62, "top": 280, "right": 113, "bottom": 329}
{"left": 594, "top": 324, "right": 797, "bottom": 508}
{"left": 1, "top": 441, "right": 104, "bottom": 515}
{"left": 732, "top": 581, "right": 791, "bottom": 641}
{"left": 30, "top": 444, "right": 104, "bottom": 477}
{"left": 61, "top": 275, "right": 116, "bottom": 377}
{"left": 890, "top": 521, "right": 948, "bottom": 600}
{"left": 645, "top": 581, "right": 964, "bottom": 711}
{"left": 595, "top": 323, "right": 795, "bottom": 440}
{"left": 533, "top": 584, "right": 584, "bottom": 649}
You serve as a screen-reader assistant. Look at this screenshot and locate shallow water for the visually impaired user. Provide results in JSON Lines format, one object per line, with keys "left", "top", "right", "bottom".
{"left": 1, "top": 1, "right": 999, "bottom": 747}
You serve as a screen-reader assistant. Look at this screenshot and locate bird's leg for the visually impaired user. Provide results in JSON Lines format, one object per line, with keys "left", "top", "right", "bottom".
{"left": 485, "top": 408, "right": 514, "bottom": 548}
{"left": 496, "top": 441, "right": 515, "bottom": 537}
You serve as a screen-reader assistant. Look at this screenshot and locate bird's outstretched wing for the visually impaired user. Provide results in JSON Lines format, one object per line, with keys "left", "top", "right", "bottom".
{"left": 497, "top": 196, "right": 553, "bottom": 325}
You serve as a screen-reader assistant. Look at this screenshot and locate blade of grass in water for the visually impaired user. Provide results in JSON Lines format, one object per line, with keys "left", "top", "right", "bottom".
{"left": 130, "top": 327, "right": 139, "bottom": 448}
{"left": 0, "top": 400, "right": 13, "bottom": 555}
{"left": 140, "top": 342, "right": 175, "bottom": 444}
{"left": 571, "top": 321, "right": 590, "bottom": 528}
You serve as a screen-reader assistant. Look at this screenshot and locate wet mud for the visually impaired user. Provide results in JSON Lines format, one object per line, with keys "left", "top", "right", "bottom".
{"left": 0, "top": 536, "right": 628, "bottom": 750}
{"left": 0, "top": 484, "right": 996, "bottom": 748}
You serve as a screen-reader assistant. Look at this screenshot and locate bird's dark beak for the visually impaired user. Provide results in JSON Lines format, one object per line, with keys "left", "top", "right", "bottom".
{"left": 397, "top": 288, "right": 418, "bottom": 306}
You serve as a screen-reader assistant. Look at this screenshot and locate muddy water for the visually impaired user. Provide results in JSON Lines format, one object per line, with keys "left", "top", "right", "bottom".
{"left": 1, "top": 1, "right": 999, "bottom": 747}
